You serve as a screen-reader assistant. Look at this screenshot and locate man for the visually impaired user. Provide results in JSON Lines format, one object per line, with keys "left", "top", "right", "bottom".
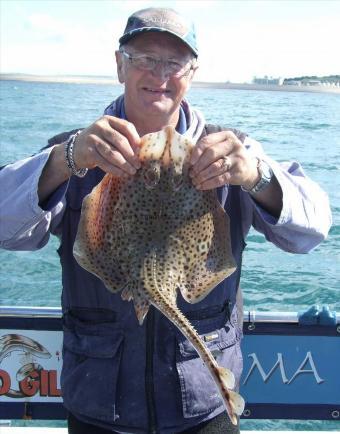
{"left": 0, "top": 7, "right": 332, "bottom": 434}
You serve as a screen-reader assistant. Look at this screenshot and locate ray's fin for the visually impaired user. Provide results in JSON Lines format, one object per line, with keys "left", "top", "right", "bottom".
{"left": 133, "top": 293, "right": 150, "bottom": 325}
{"left": 177, "top": 203, "right": 236, "bottom": 304}
{"left": 229, "top": 389, "right": 245, "bottom": 416}
{"left": 120, "top": 283, "right": 151, "bottom": 325}
{"left": 215, "top": 365, "right": 244, "bottom": 425}
{"left": 216, "top": 365, "right": 235, "bottom": 390}
{"left": 121, "top": 285, "right": 133, "bottom": 302}
{"left": 74, "top": 174, "right": 126, "bottom": 292}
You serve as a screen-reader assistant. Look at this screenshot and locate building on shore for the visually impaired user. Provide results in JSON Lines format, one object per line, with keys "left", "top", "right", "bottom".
{"left": 253, "top": 76, "right": 284, "bottom": 85}
{"left": 285, "top": 80, "right": 301, "bottom": 86}
{"left": 304, "top": 79, "right": 322, "bottom": 86}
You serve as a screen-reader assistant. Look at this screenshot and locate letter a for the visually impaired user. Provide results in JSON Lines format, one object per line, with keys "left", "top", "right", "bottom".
{"left": 288, "top": 351, "right": 324, "bottom": 384}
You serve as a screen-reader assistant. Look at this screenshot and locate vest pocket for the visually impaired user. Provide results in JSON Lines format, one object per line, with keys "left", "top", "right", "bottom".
{"left": 175, "top": 322, "right": 242, "bottom": 418}
{"left": 61, "top": 325, "right": 123, "bottom": 421}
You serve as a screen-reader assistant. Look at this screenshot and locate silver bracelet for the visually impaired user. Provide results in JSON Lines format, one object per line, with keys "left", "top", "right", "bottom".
{"left": 64, "top": 130, "right": 88, "bottom": 178}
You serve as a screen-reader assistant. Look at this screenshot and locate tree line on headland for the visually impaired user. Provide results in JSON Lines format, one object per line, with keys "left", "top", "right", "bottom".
{"left": 284, "top": 75, "right": 340, "bottom": 84}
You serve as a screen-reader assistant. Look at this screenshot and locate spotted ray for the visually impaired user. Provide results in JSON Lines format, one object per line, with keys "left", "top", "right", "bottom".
{"left": 73, "top": 125, "right": 245, "bottom": 424}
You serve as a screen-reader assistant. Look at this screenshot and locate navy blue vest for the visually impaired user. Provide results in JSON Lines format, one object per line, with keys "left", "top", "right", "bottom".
{"left": 49, "top": 125, "right": 246, "bottom": 433}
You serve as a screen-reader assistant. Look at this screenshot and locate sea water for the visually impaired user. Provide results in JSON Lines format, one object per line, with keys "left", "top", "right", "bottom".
{"left": 0, "top": 80, "right": 339, "bottom": 430}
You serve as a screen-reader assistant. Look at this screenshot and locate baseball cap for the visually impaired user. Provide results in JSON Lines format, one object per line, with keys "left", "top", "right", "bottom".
{"left": 119, "top": 8, "right": 198, "bottom": 57}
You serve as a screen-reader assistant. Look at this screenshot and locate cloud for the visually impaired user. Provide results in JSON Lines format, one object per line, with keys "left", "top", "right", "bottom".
{"left": 1, "top": 0, "right": 340, "bottom": 80}
{"left": 1, "top": 10, "right": 124, "bottom": 75}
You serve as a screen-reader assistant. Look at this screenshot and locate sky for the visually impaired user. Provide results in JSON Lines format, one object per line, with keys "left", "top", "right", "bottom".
{"left": 1, "top": 0, "right": 340, "bottom": 83}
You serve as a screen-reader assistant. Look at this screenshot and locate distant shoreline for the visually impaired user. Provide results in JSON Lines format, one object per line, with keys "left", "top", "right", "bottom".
{"left": 193, "top": 81, "right": 340, "bottom": 94}
{"left": 0, "top": 73, "right": 121, "bottom": 85}
{"left": 1, "top": 73, "right": 340, "bottom": 94}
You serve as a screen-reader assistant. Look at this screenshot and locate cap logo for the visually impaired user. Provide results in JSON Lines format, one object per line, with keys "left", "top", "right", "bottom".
{"left": 144, "top": 16, "right": 186, "bottom": 34}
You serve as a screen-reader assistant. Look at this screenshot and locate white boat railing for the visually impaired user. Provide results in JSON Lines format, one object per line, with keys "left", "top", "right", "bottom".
{"left": 0, "top": 305, "right": 339, "bottom": 323}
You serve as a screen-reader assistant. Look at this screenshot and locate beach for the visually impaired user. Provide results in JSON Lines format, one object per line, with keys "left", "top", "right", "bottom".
{"left": 1, "top": 73, "right": 339, "bottom": 94}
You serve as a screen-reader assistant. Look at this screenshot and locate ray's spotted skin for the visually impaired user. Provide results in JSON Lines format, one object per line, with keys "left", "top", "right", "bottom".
{"left": 73, "top": 125, "right": 245, "bottom": 424}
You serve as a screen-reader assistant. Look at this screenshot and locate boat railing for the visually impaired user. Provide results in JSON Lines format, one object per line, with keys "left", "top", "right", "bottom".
{"left": 1, "top": 305, "right": 339, "bottom": 323}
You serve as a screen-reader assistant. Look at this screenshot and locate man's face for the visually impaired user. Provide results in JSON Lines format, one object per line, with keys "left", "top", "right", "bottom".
{"left": 116, "top": 32, "right": 197, "bottom": 125}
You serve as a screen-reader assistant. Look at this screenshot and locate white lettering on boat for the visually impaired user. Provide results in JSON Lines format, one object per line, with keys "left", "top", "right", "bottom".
{"left": 243, "top": 351, "right": 324, "bottom": 385}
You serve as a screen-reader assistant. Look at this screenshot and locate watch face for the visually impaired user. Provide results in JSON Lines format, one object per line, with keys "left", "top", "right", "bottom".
{"left": 242, "top": 159, "right": 274, "bottom": 194}
{"left": 261, "top": 160, "right": 273, "bottom": 181}
{"left": 250, "top": 160, "right": 273, "bottom": 194}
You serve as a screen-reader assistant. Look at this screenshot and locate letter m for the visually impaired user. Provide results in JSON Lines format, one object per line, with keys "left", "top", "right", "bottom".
{"left": 243, "top": 353, "right": 289, "bottom": 385}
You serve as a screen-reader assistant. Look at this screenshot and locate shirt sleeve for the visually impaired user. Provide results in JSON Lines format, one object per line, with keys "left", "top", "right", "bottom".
{"left": 241, "top": 137, "right": 332, "bottom": 253}
{"left": 0, "top": 147, "right": 68, "bottom": 251}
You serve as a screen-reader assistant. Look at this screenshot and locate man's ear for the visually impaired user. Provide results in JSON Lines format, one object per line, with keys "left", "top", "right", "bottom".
{"left": 190, "top": 61, "right": 199, "bottom": 80}
{"left": 115, "top": 51, "right": 125, "bottom": 84}
{"left": 187, "top": 61, "right": 198, "bottom": 87}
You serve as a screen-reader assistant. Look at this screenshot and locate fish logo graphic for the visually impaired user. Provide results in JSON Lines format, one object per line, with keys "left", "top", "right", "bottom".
{"left": 0, "top": 334, "right": 51, "bottom": 398}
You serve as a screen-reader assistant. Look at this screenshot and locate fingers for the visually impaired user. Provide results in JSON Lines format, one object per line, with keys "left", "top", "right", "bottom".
{"left": 191, "top": 156, "right": 233, "bottom": 190}
{"left": 191, "top": 156, "right": 231, "bottom": 187}
{"left": 100, "top": 116, "right": 141, "bottom": 170}
{"left": 190, "top": 130, "right": 236, "bottom": 170}
{"left": 105, "top": 116, "right": 141, "bottom": 166}
{"left": 73, "top": 116, "right": 142, "bottom": 176}
{"left": 89, "top": 135, "right": 137, "bottom": 177}
{"left": 189, "top": 130, "right": 256, "bottom": 190}
{"left": 195, "top": 173, "right": 232, "bottom": 190}
{"left": 189, "top": 131, "right": 239, "bottom": 189}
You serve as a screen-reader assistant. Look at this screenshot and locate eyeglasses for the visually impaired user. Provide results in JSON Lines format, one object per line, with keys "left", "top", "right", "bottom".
{"left": 119, "top": 49, "right": 194, "bottom": 78}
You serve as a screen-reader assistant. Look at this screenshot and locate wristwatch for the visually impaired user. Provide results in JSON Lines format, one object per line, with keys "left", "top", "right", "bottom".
{"left": 242, "top": 158, "right": 273, "bottom": 195}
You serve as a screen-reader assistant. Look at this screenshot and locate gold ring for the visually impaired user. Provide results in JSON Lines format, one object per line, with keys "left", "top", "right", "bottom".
{"left": 221, "top": 155, "right": 231, "bottom": 170}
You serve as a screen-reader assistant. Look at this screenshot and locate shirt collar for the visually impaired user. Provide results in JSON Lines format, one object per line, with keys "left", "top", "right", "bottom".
{"left": 105, "top": 95, "right": 192, "bottom": 137}
{"left": 119, "top": 97, "right": 187, "bottom": 134}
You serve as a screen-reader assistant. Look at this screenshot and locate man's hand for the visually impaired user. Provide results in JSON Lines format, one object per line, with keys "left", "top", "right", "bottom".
{"left": 189, "top": 130, "right": 259, "bottom": 190}
{"left": 38, "top": 116, "right": 141, "bottom": 204}
{"left": 73, "top": 116, "right": 141, "bottom": 177}
{"left": 189, "top": 130, "right": 283, "bottom": 217}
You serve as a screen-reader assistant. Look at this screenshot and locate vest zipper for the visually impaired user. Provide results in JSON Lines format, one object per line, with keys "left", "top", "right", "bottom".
{"left": 145, "top": 306, "right": 158, "bottom": 433}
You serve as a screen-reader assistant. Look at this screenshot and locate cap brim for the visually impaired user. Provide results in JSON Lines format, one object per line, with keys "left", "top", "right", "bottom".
{"left": 119, "top": 27, "right": 198, "bottom": 57}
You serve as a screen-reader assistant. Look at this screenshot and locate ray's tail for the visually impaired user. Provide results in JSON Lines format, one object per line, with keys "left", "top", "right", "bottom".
{"left": 144, "top": 253, "right": 245, "bottom": 425}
